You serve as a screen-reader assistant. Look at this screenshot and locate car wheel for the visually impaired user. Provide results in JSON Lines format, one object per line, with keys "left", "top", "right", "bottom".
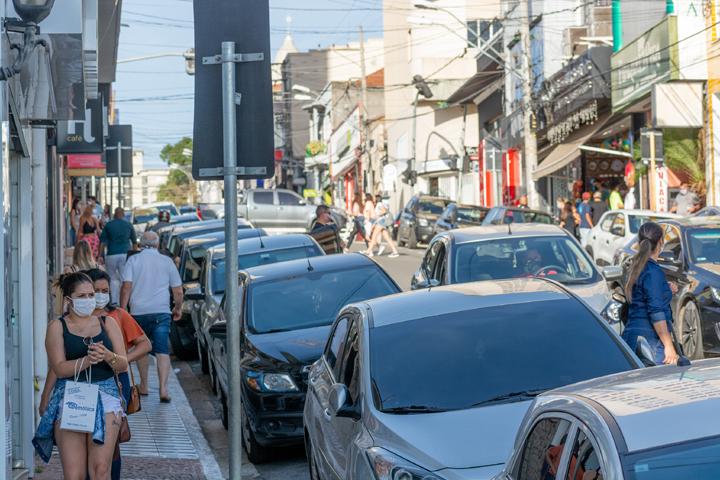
{"left": 198, "top": 338, "right": 209, "bottom": 375}
{"left": 407, "top": 228, "right": 418, "bottom": 249}
{"left": 208, "top": 359, "right": 218, "bottom": 396}
{"left": 243, "top": 406, "right": 272, "bottom": 464}
{"left": 220, "top": 392, "right": 229, "bottom": 430}
{"left": 679, "top": 301, "right": 704, "bottom": 359}
{"left": 305, "top": 433, "right": 322, "bottom": 480}
{"left": 169, "top": 321, "right": 198, "bottom": 361}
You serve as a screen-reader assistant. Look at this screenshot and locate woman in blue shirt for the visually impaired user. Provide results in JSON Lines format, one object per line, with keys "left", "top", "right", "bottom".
{"left": 622, "top": 222, "right": 679, "bottom": 365}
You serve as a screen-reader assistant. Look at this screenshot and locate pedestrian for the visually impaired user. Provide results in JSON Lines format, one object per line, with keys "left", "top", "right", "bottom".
{"left": 309, "top": 204, "right": 344, "bottom": 254}
{"left": 66, "top": 240, "right": 99, "bottom": 273}
{"left": 599, "top": 182, "right": 611, "bottom": 203}
{"left": 149, "top": 210, "right": 171, "bottom": 233}
{"left": 560, "top": 201, "right": 579, "bottom": 238}
{"left": 120, "top": 232, "right": 183, "bottom": 402}
{"left": 577, "top": 192, "right": 593, "bottom": 246}
{"left": 624, "top": 180, "right": 637, "bottom": 210}
{"left": 364, "top": 203, "right": 400, "bottom": 258}
{"left": 33, "top": 271, "right": 128, "bottom": 479}
{"left": 78, "top": 202, "right": 102, "bottom": 259}
{"left": 101, "top": 204, "right": 112, "bottom": 227}
{"left": 363, "top": 193, "right": 376, "bottom": 240}
{"left": 69, "top": 198, "right": 82, "bottom": 246}
{"left": 590, "top": 191, "right": 608, "bottom": 226}
{"left": 346, "top": 198, "right": 369, "bottom": 250}
{"left": 100, "top": 207, "right": 138, "bottom": 303}
{"left": 517, "top": 194, "right": 529, "bottom": 209}
{"left": 373, "top": 194, "right": 387, "bottom": 255}
{"left": 608, "top": 184, "right": 625, "bottom": 210}
{"left": 621, "top": 222, "right": 679, "bottom": 365}
{"left": 670, "top": 183, "right": 700, "bottom": 216}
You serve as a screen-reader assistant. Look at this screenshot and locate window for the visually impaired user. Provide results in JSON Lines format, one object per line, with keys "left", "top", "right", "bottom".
{"left": 432, "top": 243, "right": 446, "bottom": 282}
{"left": 254, "top": 191, "right": 274, "bottom": 205}
{"left": 622, "top": 435, "right": 720, "bottom": 479}
{"left": 662, "top": 225, "right": 682, "bottom": 259}
{"left": 688, "top": 228, "right": 720, "bottom": 263}
{"left": 611, "top": 214, "right": 626, "bottom": 236}
{"left": 338, "top": 320, "right": 361, "bottom": 403}
{"left": 601, "top": 213, "right": 616, "bottom": 232}
{"left": 517, "top": 418, "right": 573, "bottom": 479}
{"left": 466, "top": 18, "right": 501, "bottom": 48}
{"left": 278, "top": 191, "right": 302, "bottom": 206}
{"left": 565, "top": 431, "right": 603, "bottom": 480}
{"left": 326, "top": 317, "right": 350, "bottom": 374}
{"left": 422, "top": 240, "right": 442, "bottom": 276}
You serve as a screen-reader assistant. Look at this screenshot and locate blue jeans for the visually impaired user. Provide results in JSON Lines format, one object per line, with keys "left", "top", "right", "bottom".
{"left": 134, "top": 313, "right": 171, "bottom": 355}
{"left": 623, "top": 329, "right": 665, "bottom": 364}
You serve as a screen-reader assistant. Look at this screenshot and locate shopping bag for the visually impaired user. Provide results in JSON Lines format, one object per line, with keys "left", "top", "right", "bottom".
{"left": 60, "top": 358, "right": 98, "bottom": 433}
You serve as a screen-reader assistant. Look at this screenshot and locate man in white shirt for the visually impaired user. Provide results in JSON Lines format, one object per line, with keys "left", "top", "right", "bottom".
{"left": 120, "top": 231, "right": 183, "bottom": 402}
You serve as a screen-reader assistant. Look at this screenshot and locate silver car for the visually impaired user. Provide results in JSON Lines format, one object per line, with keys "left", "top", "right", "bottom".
{"left": 494, "top": 358, "right": 720, "bottom": 480}
{"left": 303, "top": 279, "right": 642, "bottom": 479}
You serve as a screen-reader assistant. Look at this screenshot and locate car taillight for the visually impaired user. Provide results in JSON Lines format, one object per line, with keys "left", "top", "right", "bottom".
{"left": 196, "top": 207, "right": 202, "bottom": 220}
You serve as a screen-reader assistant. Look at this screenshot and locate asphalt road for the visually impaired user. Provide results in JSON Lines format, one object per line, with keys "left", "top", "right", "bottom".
{"left": 177, "top": 243, "right": 427, "bottom": 479}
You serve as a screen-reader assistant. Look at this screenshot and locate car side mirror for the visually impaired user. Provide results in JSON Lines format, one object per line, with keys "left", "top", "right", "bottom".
{"left": 610, "top": 225, "right": 625, "bottom": 237}
{"left": 635, "top": 336, "right": 657, "bottom": 367}
{"left": 658, "top": 251, "right": 681, "bottom": 268}
{"left": 185, "top": 286, "right": 204, "bottom": 301}
{"left": 298, "top": 199, "right": 306, "bottom": 206}
{"left": 601, "top": 266, "right": 623, "bottom": 282}
{"left": 328, "top": 383, "right": 359, "bottom": 420}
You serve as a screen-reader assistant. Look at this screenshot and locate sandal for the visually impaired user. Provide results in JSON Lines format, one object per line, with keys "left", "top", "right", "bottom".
{"left": 160, "top": 396, "right": 172, "bottom": 403}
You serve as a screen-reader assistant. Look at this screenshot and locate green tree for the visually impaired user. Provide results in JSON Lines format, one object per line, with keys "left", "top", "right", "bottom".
{"left": 157, "top": 137, "right": 196, "bottom": 205}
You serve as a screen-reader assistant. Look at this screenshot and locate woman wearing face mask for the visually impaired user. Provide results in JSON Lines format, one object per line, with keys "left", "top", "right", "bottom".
{"left": 622, "top": 222, "right": 679, "bottom": 365}
{"left": 33, "top": 272, "right": 128, "bottom": 480}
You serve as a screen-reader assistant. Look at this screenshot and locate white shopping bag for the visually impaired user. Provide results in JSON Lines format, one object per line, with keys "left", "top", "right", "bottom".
{"left": 60, "top": 358, "right": 99, "bottom": 433}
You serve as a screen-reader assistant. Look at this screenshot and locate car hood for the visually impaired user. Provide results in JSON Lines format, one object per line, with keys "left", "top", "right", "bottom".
{"left": 564, "top": 280, "right": 610, "bottom": 313}
{"left": 369, "top": 400, "right": 531, "bottom": 471}
{"left": 246, "top": 324, "right": 331, "bottom": 367}
{"left": 697, "top": 263, "right": 720, "bottom": 278}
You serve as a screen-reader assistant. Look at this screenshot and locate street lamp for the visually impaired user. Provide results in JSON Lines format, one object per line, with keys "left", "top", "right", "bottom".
{"left": 413, "top": 0, "right": 467, "bottom": 31}
{"left": 292, "top": 84, "right": 315, "bottom": 95}
{"left": 0, "top": 0, "right": 54, "bottom": 80}
{"left": 403, "top": 75, "right": 433, "bottom": 186}
{"left": 13, "top": 0, "right": 55, "bottom": 24}
{"left": 407, "top": 15, "right": 468, "bottom": 45}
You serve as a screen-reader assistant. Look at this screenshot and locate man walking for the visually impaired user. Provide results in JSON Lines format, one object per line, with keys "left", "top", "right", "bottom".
{"left": 577, "top": 192, "right": 593, "bottom": 247}
{"left": 120, "top": 232, "right": 183, "bottom": 402}
{"left": 608, "top": 184, "right": 625, "bottom": 210}
{"left": 100, "top": 207, "right": 137, "bottom": 303}
{"left": 671, "top": 183, "right": 700, "bottom": 216}
{"left": 590, "top": 191, "right": 608, "bottom": 227}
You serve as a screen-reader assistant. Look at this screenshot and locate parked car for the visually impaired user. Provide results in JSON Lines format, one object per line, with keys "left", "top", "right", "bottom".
{"left": 304, "top": 278, "right": 642, "bottom": 480}
{"left": 396, "top": 195, "right": 450, "bottom": 248}
{"left": 693, "top": 206, "right": 720, "bottom": 217}
{"left": 198, "top": 202, "right": 224, "bottom": 220}
{"left": 240, "top": 188, "right": 313, "bottom": 230}
{"left": 584, "top": 209, "right": 680, "bottom": 266}
{"left": 130, "top": 202, "right": 181, "bottom": 234}
{"left": 165, "top": 219, "right": 252, "bottom": 259}
{"left": 179, "top": 205, "right": 196, "bottom": 214}
{"left": 411, "top": 224, "right": 624, "bottom": 324}
{"left": 433, "top": 203, "right": 490, "bottom": 235}
{"left": 191, "top": 234, "right": 324, "bottom": 376}
{"left": 206, "top": 254, "right": 400, "bottom": 462}
{"left": 612, "top": 217, "right": 720, "bottom": 359}
{"left": 493, "top": 359, "right": 720, "bottom": 480}
{"left": 481, "top": 206, "right": 555, "bottom": 226}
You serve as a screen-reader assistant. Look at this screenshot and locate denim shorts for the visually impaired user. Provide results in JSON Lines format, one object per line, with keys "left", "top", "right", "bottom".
{"left": 134, "top": 313, "right": 171, "bottom": 355}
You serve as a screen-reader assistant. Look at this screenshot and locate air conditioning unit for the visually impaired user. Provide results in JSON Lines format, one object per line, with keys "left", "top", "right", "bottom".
{"left": 591, "top": 6, "right": 612, "bottom": 37}
{"left": 564, "top": 26, "right": 589, "bottom": 59}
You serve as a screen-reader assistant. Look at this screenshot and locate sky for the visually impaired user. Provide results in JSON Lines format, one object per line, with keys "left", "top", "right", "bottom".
{"left": 116, "top": 0, "right": 383, "bottom": 169}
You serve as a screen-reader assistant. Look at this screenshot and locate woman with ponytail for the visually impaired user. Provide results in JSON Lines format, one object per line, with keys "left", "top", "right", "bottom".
{"left": 622, "top": 222, "right": 679, "bottom": 365}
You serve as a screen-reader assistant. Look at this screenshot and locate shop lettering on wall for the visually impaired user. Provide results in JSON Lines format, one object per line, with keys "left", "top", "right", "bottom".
{"left": 655, "top": 166, "right": 669, "bottom": 212}
{"left": 547, "top": 101, "right": 599, "bottom": 145}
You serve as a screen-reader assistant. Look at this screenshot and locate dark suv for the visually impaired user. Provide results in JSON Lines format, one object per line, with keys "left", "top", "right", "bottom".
{"left": 396, "top": 195, "right": 450, "bottom": 248}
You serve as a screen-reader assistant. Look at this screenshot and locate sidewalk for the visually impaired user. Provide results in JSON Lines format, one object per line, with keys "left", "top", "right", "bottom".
{"left": 34, "top": 358, "right": 223, "bottom": 479}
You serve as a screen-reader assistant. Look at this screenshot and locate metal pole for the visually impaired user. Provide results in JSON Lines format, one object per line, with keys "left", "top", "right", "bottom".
{"left": 117, "top": 141, "right": 123, "bottom": 208}
{"left": 520, "top": 0, "right": 539, "bottom": 209}
{"left": 221, "top": 40, "right": 242, "bottom": 480}
{"left": 359, "top": 26, "right": 369, "bottom": 193}
{"left": 411, "top": 90, "right": 420, "bottom": 183}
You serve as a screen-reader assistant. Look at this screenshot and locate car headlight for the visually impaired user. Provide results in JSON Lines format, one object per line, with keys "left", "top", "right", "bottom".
{"left": 367, "top": 447, "right": 443, "bottom": 480}
{"left": 601, "top": 299, "right": 624, "bottom": 326}
{"left": 245, "top": 371, "right": 299, "bottom": 392}
{"left": 417, "top": 218, "right": 428, "bottom": 227}
{"left": 711, "top": 287, "right": 720, "bottom": 304}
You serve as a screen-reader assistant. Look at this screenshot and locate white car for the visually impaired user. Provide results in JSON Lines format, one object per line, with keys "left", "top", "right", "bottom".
{"left": 585, "top": 209, "right": 680, "bottom": 266}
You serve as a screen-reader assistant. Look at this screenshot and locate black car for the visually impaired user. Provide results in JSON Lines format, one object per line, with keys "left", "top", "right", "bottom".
{"left": 396, "top": 195, "right": 450, "bottom": 248}
{"left": 694, "top": 206, "right": 720, "bottom": 217}
{"left": 166, "top": 218, "right": 253, "bottom": 259}
{"left": 481, "top": 206, "right": 555, "bottom": 226}
{"left": 614, "top": 218, "right": 720, "bottom": 359}
{"left": 206, "top": 254, "right": 400, "bottom": 462}
{"left": 433, "top": 203, "right": 490, "bottom": 235}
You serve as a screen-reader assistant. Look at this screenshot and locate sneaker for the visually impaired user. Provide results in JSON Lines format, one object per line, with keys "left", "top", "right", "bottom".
{"left": 377, "top": 245, "right": 386, "bottom": 256}
{"left": 366, "top": 251, "right": 374, "bottom": 258}
{"left": 388, "top": 252, "right": 399, "bottom": 258}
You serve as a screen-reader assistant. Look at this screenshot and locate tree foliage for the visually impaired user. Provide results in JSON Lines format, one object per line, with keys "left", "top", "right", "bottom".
{"left": 156, "top": 137, "right": 196, "bottom": 205}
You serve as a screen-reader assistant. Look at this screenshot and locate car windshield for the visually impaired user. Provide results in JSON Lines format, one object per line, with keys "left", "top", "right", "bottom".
{"left": 622, "top": 435, "right": 720, "bottom": 479}
{"left": 133, "top": 208, "right": 158, "bottom": 224}
{"left": 247, "top": 266, "right": 397, "bottom": 334}
{"left": 688, "top": 229, "right": 720, "bottom": 264}
{"left": 212, "top": 245, "right": 322, "bottom": 293}
{"left": 452, "top": 236, "right": 598, "bottom": 284}
{"left": 508, "top": 210, "right": 554, "bottom": 224}
{"left": 369, "top": 299, "right": 634, "bottom": 413}
{"left": 157, "top": 204, "right": 179, "bottom": 216}
{"left": 628, "top": 215, "right": 671, "bottom": 234}
{"left": 457, "top": 206, "right": 487, "bottom": 223}
{"left": 182, "top": 246, "right": 208, "bottom": 282}
{"left": 417, "top": 200, "right": 447, "bottom": 215}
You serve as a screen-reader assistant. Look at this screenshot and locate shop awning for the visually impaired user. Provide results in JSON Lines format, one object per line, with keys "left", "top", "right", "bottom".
{"left": 446, "top": 67, "right": 502, "bottom": 106}
{"left": 532, "top": 113, "right": 611, "bottom": 181}
{"left": 331, "top": 153, "right": 357, "bottom": 181}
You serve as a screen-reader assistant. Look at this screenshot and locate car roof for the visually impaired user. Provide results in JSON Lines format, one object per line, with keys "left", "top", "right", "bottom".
{"left": 208, "top": 234, "right": 319, "bottom": 260}
{"left": 444, "top": 223, "right": 569, "bottom": 244}
{"left": 549, "top": 359, "right": 720, "bottom": 452}
{"left": 414, "top": 195, "right": 449, "bottom": 201}
{"left": 185, "top": 228, "right": 265, "bottom": 247}
{"left": 604, "top": 209, "right": 682, "bottom": 218}
{"left": 449, "top": 203, "right": 490, "bottom": 210}
{"left": 243, "top": 253, "right": 383, "bottom": 284}
{"left": 363, "top": 279, "right": 570, "bottom": 328}
{"left": 170, "top": 213, "right": 200, "bottom": 223}
{"left": 490, "top": 206, "right": 550, "bottom": 215}
{"left": 659, "top": 216, "right": 720, "bottom": 228}
{"left": 172, "top": 218, "right": 250, "bottom": 235}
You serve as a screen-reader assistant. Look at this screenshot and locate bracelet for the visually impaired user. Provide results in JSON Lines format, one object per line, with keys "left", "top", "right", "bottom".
{"left": 109, "top": 353, "right": 118, "bottom": 368}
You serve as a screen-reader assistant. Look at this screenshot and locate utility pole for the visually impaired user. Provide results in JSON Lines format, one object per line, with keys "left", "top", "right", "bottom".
{"left": 520, "top": 0, "right": 539, "bottom": 208}
{"left": 359, "top": 26, "right": 370, "bottom": 193}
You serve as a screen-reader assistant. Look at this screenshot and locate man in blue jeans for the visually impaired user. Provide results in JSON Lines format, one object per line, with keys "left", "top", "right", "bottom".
{"left": 120, "top": 232, "right": 183, "bottom": 402}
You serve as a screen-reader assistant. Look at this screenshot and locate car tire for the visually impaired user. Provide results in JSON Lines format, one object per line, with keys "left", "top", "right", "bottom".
{"left": 169, "top": 321, "right": 198, "bottom": 361}
{"left": 678, "top": 301, "right": 704, "bottom": 360}
{"left": 198, "top": 338, "right": 209, "bottom": 375}
{"left": 220, "top": 391, "right": 229, "bottom": 430}
{"left": 305, "top": 433, "right": 322, "bottom": 480}
{"left": 407, "top": 228, "right": 418, "bottom": 249}
{"left": 208, "top": 359, "right": 218, "bottom": 396}
{"left": 243, "top": 406, "right": 272, "bottom": 464}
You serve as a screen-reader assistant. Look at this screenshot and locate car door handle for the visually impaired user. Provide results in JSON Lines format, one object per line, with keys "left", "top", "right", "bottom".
{"left": 309, "top": 375, "right": 319, "bottom": 385}
{"left": 323, "top": 408, "right": 332, "bottom": 421}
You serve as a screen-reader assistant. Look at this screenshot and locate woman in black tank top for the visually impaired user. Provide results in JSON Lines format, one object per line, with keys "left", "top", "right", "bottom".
{"left": 33, "top": 272, "right": 129, "bottom": 479}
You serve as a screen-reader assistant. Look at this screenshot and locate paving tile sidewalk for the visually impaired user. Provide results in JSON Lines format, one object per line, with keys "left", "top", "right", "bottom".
{"left": 34, "top": 358, "right": 223, "bottom": 479}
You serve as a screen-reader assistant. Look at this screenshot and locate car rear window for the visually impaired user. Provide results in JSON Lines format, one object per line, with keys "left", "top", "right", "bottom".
{"left": 457, "top": 206, "right": 488, "bottom": 223}
{"left": 369, "top": 299, "right": 634, "bottom": 412}
{"left": 417, "top": 200, "right": 448, "bottom": 215}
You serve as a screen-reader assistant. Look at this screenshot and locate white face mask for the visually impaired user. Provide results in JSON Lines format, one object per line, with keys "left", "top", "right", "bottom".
{"left": 95, "top": 292, "right": 110, "bottom": 309}
{"left": 69, "top": 297, "right": 96, "bottom": 317}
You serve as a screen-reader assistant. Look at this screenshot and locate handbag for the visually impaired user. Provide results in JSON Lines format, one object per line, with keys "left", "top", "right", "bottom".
{"left": 125, "top": 364, "right": 142, "bottom": 415}
{"left": 60, "top": 357, "right": 99, "bottom": 433}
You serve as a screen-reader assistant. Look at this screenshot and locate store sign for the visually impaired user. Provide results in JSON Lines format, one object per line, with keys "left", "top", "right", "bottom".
{"left": 57, "top": 98, "right": 104, "bottom": 154}
{"left": 67, "top": 154, "right": 104, "bottom": 169}
{"left": 655, "top": 166, "right": 669, "bottom": 212}
{"left": 547, "top": 101, "right": 599, "bottom": 145}
{"left": 330, "top": 109, "right": 360, "bottom": 168}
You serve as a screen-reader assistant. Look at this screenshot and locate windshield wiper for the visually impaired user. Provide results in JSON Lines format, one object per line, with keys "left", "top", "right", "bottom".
{"left": 470, "top": 389, "right": 547, "bottom": 407}
{"left": 381, "top": 405, "right": 449, "bottom": 414}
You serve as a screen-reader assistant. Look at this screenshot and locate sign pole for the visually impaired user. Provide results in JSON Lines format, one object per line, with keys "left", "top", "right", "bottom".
{"left": 117, "top": 141, "right": 123, "bottom": 208}
{"left": 649, "top": 132, "right": 656, "bottom": 211}
{"left": 221, "top": 40, "right": 241, "bottom": 480}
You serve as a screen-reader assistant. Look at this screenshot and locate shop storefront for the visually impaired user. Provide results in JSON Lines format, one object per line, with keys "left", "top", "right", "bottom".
{"left": 329, "top": 108, "right": 362, "bottom": 210}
